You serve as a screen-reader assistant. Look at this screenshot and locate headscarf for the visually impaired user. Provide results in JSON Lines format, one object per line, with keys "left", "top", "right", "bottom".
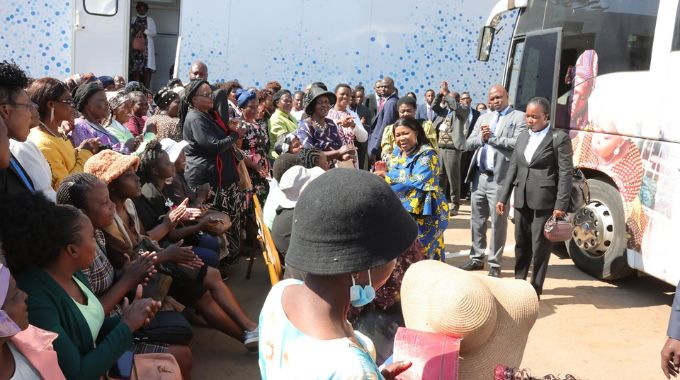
{"left": 236, "top": 89, "right": 257, "bottom": 109}
{"left": 273, "top": 89, "right": 291, "bottom": 108}
{"left": 178, "top": 79, "right": 210, "bottom": 130}
{"left": 73, "top": 81, "right": 104, "bottom": 112}
{"left": 108, "top": 91, "right": 129, "bottom": 111}
{"left": 124, "top": 80, "right": 149, "bottom": 94}
{"left": 298, "top": 147, "right": 323, "bottom": 169}
{"left": 0, "top": 263, "right": 22, "bottom": 338}
{"left": 154, "top": 86, "right": 179, "bottom": 110}
{"left": 98, "top": 76, "right": 115, "bottom": 88}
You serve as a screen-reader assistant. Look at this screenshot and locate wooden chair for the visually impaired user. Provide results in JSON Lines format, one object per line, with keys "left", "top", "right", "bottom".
{"left": 247, "top": 194, "right": 283, "bottom": 285}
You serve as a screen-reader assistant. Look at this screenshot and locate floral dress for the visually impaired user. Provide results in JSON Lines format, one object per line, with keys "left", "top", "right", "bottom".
{"left": 386, "top": 144, "right": 449, "bottom": 260}
{"left": 296, "top": 118, "right": 342, "bottom": 152}
{"left": 243, "top": 120, "right": 270, "bottom": 202}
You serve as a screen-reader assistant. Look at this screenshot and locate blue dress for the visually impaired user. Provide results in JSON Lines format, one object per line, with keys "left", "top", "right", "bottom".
{"left": 386, "top": 144, "right": 449, "bottom": 260}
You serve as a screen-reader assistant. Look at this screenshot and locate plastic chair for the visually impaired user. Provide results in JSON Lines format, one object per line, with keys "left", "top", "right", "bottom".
{"left": 249, "top": 194, "right": 283, "bottom": 285}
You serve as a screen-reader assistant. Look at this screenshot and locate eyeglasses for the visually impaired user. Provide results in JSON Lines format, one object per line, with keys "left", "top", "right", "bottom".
{"left": 195, "top": 92, "right": 214, "bottom": 100}
{"left": 57, "top": 98, "right": 75, "bottom": 107}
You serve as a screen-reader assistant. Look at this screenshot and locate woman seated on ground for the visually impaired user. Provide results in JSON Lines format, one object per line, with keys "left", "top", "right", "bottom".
{"left": 0, "top": 262, "right": 67, "bottom": 380}
{"left": 56, "top": 172, "right": 193, "bottom": 378}
{"left": 104, "top": 91, "right": 144, "bottom": 154}
{"left": 296, "top": 86, "right": 355, "bottom": 165}
{"left": 70, "top": 82, "right": 129, "bottom": 154}
{"left": 0, "top": 193, "right": 161, "bottom": 380}
{"left": 262, "top": 153, "right": 304, "bottom": 230}
{"left": 26, "top": 77, "right": 99, "bottom": 189}
{"left": 147, "top": 87, "right": 181, "bottom": 142}
{"left": 258, "top": 169, "right": 416, "bottom": 379}
{"left": 83, "top": 149, "right": 260, "bottom": 350}
{"left": 161, "top": 138, "right": 209, "bottom": 207}
{"left": 297, "top": 147, "right": 330, "bottom": 171}
{"left": 134, "top": 141, "right": 222, "bottom": 267}
{"left": 375, "top": 118, "right": 449, "bottom": 261}
{"left": 273, "top": 132, "right": 301, "bottom": 157}
{"left": 124, "top": 91, "right": 149, "bottom": 137}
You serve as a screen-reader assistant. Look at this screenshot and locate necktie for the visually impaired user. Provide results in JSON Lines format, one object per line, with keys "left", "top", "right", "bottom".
{"left": 428, "top": 106, "right": 433, "bottom": 121}
{"left": 479, "top": 111, "right": 502, "bottom": 173}
{"left": 378, "top": 97, "right": 385, "bottom": 112}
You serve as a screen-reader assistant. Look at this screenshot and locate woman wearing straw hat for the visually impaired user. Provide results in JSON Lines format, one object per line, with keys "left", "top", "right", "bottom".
{"left": 258, "top": 169, "right": 418, "bottom": 379}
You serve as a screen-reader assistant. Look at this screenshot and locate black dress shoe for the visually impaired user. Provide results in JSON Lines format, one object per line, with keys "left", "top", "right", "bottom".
{"left": 488, "top": 267, "right": 501, "bottom": 277}
{"left": 459, "top": 260, "right": 484, "bottom": 271}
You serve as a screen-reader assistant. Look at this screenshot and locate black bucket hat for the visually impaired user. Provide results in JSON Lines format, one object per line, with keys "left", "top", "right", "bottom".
{"left": 303, "top": 86, "right": 336, "bottom": 116}
{"left": 286, "top": 168, "right": 418, "bottom": 275}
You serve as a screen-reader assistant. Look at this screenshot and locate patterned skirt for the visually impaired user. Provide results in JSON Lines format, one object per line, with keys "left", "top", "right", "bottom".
{"left": 212, "top": 182, "right": 244, "bottom": 262}
{"left": 412, "top": 214, "right": 446, "bottom": 261}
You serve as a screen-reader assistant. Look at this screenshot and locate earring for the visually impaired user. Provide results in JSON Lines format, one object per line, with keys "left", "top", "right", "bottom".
{"left": 50, "top": 107, "right": 55, "bottom": 123}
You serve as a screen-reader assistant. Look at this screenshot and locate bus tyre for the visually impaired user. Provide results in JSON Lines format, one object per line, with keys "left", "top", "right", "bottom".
{"left": 566, "top": 179, "right": 634, "bottom": 280}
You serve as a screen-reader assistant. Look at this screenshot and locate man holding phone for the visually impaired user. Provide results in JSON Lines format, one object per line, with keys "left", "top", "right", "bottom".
{"left": 459, "top": 84, "right": 526, "bottom": 277}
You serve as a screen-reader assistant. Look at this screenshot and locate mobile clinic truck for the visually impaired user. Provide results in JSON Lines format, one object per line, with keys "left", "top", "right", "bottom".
{"left": 2, "top": 0, "right": 515, "bottom": 100}
{"left": 477, "top": 0, "right": 680, "bottom": 284}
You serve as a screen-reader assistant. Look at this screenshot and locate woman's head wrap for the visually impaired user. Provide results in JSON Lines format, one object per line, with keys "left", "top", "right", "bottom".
{"left": 178, "top": 79, "right": 210, "bottom": 131}
{"left": 154, "top": 86, "right": 179, "bottom": 110}
{"left": 124, "top": 80, "right": 149, "bottom": 95}
{"left": 73, "top": 81, "right": 104, "bottom": 112}
{"left": 236, "top": 89, "right": 257, "bottom": 109}
{"left": 108, "top": 91, "right": 129, "bottom": 111}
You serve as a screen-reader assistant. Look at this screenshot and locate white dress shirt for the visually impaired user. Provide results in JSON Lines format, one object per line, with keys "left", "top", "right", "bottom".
{"left": 524, "top": 124, "right": 551, "bottom": 163}
{"left": 9, "top": 139, "right": 57, "bottom": 202}
{"left": 478, "top": 106, "right": 510, "bottom": 172}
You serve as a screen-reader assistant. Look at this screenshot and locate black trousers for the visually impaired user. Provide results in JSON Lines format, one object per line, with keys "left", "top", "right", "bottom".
{"left": 514, "top": 207, "right": 553, "bottom": 296}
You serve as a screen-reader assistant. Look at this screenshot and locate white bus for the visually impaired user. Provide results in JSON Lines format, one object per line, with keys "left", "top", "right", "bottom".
{"left": 478, "top": 0, "right": 680, "bottom": 284}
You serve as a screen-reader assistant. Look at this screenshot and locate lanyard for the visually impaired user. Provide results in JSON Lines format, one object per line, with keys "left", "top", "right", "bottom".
{"left": 9, "top": 157, "right": 35, "bottom": 193}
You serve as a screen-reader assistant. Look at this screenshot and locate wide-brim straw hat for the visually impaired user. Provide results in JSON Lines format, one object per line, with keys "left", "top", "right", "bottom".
{"left": 401, "top": 261, "right": 539, "bottom": 380}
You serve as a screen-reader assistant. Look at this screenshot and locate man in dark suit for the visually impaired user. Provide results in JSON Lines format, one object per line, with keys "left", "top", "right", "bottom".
{"left": 496, "top": 97, "right": 573, "bottom": 295}
{"left": 351, "top": 86, "right": 374, "bottom": 170}
{"left": 432, "top": 82, "right": 469, "bottom": 216}
{"left": 367, "top": 77, "right": 399, "bottom": 163}
{"left": 364, "top": 80, "right": 383, "bottom": 119}
{"left": 459, "top": 84, "right": 527, "bottom": 277}
{"left": 416, "top": 89, "right": 442, "bottom": 122}
{"left": 460, "top": 91, "right": 480, "bottom": 199}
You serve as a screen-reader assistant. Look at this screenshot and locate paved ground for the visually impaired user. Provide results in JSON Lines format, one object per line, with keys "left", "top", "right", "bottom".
{"left": 192, "top": 202, "right": 675, "bottom": 379}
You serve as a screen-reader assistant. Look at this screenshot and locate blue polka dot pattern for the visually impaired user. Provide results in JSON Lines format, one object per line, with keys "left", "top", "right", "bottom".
{"left": 1, "top": 1, "right": 72, "bottom": 78}
{"left": 178, "top": 0, "right": 516, "bottom": 104}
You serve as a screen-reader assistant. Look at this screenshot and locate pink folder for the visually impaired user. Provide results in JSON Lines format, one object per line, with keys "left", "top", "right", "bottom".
{"left": 393, "top": 327, "right": 461, "bottom": 380}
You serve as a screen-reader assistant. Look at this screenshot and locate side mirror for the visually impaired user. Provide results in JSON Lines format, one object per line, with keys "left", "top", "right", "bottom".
{"left": 477, "top": 26, "right": 495, "bottom": 62}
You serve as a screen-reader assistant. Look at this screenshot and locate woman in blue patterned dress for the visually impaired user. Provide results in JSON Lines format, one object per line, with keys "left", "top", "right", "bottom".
{"left": 376, "top": 118, "right": 449, "bottom": 260}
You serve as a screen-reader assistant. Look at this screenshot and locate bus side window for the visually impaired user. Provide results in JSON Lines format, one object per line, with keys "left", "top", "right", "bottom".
{"left": 673, "top": 3, "right": 680, "bottom": 51}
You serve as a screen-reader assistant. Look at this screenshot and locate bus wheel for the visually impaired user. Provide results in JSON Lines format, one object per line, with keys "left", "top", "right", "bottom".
{"left": 566, "top": 179, "right": 634, "bottom": 280}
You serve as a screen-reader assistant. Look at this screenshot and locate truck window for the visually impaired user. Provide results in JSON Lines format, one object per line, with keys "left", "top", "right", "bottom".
{"left": 84, "top": 0, "right": 118, "bottom": 16}
{"left": 673, "top": 3, "right": 680, "bottom": 51}
{"left": 512, "top": 31, "right": 559, "bottom": 114}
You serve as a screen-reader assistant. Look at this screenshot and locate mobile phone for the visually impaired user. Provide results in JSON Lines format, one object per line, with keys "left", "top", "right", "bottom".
{"left": 109, "top": 349, "right": 135, "bottom": 379}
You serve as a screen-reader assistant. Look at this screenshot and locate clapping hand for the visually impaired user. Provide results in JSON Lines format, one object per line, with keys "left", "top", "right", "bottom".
{"left": 121, "top": 285, "right": 161, "bottom": 331}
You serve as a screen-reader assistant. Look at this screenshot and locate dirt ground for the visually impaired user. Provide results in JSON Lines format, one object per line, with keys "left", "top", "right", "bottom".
{"left": 192, "top": 202, "right": 675, "bottom": 379}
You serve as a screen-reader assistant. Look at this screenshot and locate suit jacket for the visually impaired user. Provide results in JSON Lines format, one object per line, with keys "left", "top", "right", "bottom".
{"left": 0, "top": 154, "right": 34, "bottom": 200}
{"left": 497, "top": 127, "right": 573, "bottom": 211}
{"left": 351, "top": 104, "right": 374, "bottom": 132}
{"left": 432, "top": 93, "right": 470, "bottom": 150}
{"left": 367, "top": 92, "right": 399, "bottom": 158}
{"left": 465, "top": 107, "right": 527, "bottom": 186}
{"left": 364, "top": 93, "right": 379, "bottom": 119}
{"left": 416, "top": 103, "right": 440, "bottom": 122}
{"left": 467, "top": 108, "right": 481, "bottom": 138}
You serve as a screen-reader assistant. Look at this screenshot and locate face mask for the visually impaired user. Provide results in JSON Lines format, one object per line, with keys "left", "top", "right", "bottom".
{"left": 349, "top": 270, "right": 376, "bottom": 307}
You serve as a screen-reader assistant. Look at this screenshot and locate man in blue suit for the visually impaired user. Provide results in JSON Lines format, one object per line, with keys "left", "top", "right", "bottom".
{"left": 367, "top": 77, "right": 399, "bottom": 164}
{"left": 416, "top": 89, "right": 442, "bottom": 122}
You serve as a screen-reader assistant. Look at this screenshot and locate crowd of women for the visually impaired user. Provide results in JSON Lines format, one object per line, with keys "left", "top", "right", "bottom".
{"left": 0, "top": 54, "right": 581, "bottom": 380}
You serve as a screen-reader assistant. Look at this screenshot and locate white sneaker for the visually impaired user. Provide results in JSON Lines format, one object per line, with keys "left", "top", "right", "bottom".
{"left": 244, "top": 328, "right": 259, "bottom": 352}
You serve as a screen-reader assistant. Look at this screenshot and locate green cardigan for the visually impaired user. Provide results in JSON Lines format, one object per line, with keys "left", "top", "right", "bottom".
{"left": 17, "top": 267, "right": 134, "bottom": 380}
{"left": 268, "top": 109, "right": 299, "bottom": 159}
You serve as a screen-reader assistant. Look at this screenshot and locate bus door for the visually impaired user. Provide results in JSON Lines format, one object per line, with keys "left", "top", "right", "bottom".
{"left": 505, "top": 29, "right": 562, "bottom": 120}
{"left": 74, "top": 0, "right": 130, "bottom": 77}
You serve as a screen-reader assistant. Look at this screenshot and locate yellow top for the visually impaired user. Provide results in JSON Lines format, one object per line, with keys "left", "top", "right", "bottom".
{"left": 380, "top": 120, "right": 438, "bottom": 161}
{"left": 28, "top": 128, "right": 93, "bottom": 189}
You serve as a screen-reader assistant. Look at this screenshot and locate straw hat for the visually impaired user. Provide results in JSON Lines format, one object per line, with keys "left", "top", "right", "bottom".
{"left": 401, "top": 261, "right": 539, "bottom": 380}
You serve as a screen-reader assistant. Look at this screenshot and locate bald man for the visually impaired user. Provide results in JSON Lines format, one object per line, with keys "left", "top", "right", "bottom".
{"left": 460, "top": 84, "right": 527, "bottom": 277}
{"left": 189, "top": 60, "right": 208, "bottom": 81}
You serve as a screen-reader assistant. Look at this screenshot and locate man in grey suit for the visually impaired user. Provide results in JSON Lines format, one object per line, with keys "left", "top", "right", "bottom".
{"left": 662, "top": 284, "right": 680, "bottom": 378}
{"left": 459, "top": 84, "right": 527, "bottom": 277}
{"left": 432, "top": 81, "right": 469, "bottom": 216}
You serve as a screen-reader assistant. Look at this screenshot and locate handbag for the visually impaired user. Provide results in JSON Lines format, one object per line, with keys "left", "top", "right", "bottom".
{"left": 134, "top": 310, "right": 193, "bottom": 345}
{"left": 551, "top": 133, "right": 590, "bottom": 213}
{"left": 543, "top": 215, "right": 574, "bottom": 242}
{"left": 132, "top": 31, "right": 146, "bottom": 52}
{"left": 203, "top": 210, "right": 232, "bottom": 235}
{"left": 109, "top": 352, "right": 182, "bottom": 380}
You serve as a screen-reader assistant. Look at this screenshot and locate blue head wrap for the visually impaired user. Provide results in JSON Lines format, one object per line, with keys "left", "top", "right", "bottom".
{"left": 236, "top": 89, "right": 257, "bottom": 109}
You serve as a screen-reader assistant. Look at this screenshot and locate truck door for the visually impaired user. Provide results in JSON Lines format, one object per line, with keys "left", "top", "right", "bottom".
{"left": 505, "top": 29, "right": 561, "bottom": 120}
{"left": 74, "top": 0, "right": 130, "bottom": 77}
